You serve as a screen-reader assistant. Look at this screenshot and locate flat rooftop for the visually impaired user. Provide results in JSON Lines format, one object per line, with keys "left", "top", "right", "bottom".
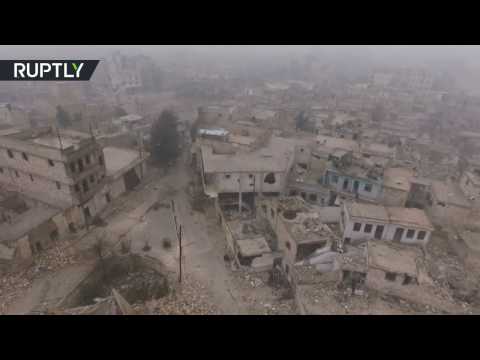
{"left": 228, "top": 135, "right": 256, "bottom": 147}
{"left": 103, "top": 147, "right": 142, "bottom": 177}
{"left": 0, "top": 199, "right": 61, "bottom": 243}
{"left": 236, "top": 237, "right": 271, "bottom": 257}
{"left": 3, "top": 127, "right": 92, "bottom": 151}
{"left": 201, "top": 137, "right": 292, "bottom": 173}
{"left": 386, "top": 207, "right": 434, "bottom": 230}
{"left": 384, "top": 167, "right": 415, "bottom": 191}
{"left": 361, "top": 143, "right": 395, "bottom": 157}
{"left": 316, "top": 135, "right": 359, "bottom": 153}
{"left": 346, "top": 202, "right": 434, "bottom": 230}
{"left": 347, "top": 202, "right": 390, "bottom": 223}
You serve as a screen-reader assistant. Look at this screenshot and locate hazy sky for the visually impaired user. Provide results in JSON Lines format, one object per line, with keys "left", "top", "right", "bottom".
{"left": 0, "top": 45, "right": 479, "bottom": 92}
{"left": 0, "top": 45, "right": 477, "bottom": 62}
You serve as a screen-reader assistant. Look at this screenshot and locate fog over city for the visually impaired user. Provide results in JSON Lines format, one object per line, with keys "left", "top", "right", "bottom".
{"left": 1, "top": 45, "right": 480, "bottom": 315}
{"left": 1, "top": 45, "right": 479, "bottom": 92}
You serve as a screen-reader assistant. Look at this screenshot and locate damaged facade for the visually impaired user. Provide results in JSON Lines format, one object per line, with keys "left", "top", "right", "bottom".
{"left": 198, "top": 137, "right": 294, "bottom": 198}
{"left": 336, "top": 240, "right": 427, "bottom": 295}
{"left": 257, "top": 197, "right": 339, "bottom": 283}
{"left": 0, "top": 127, "right": 148, "bottom": 267}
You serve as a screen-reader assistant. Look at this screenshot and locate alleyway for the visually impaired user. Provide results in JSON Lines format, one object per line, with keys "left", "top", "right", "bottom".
{"left": 126, "top": 151, "right": 253, "bottom": 314}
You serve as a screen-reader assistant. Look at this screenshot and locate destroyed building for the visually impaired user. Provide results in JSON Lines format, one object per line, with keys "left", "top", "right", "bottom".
{"left": 0, "top": 190, "right": 60, "bottom": 266}
{"left": 218, "top": 214, "right": 277, "bottom": 272}
{"left": 257, "top": 197, "right": 339, "bottom": 284}
{"left": 0, "top": 127, "right": 107, "bottom": 221}
{"left": 0, "top": 127, "right": 148, "bottom": 264}
{"left": 287, "top": 153, "right": 330, "bottom": 207}
{"left": 429, "top": 180, "right": 473, "bottom": 227}
{"left": 382, "top": 167, "right": 415, "bottom": 207}
{"left": 336, "top": 240, "right": 427, "bottom": 294}
{"left": 323, "top": 150, "right": 385, "bottom": 204}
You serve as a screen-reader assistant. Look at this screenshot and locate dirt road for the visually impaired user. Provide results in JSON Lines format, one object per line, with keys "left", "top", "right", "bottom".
{"left": 127, "top": 152, "right": 253, "bottom": 314}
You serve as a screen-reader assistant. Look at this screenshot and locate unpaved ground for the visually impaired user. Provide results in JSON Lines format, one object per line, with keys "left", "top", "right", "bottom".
{"left": 1, "top": 243, "right": 94, "bottom": 315}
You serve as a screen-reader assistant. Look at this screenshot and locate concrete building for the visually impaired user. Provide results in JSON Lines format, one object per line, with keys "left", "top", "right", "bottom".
{"left": 287, "top": 157, "right": 330, "bottom": 207}
{"left": 340, "top": 202, "right": 434, "bottom": 247}
{"left": 323, "top": 152, "right": 384, "bottom": 204}
{"left": 313, "top": 135, "right": 396, "bottom": 205}
{"left": 0, "top": 127, "right": 107, "bottom": 221}
{"left": 383, "top": 167, "right": 414, "bottom": 207}
{"left": 360, "top": 142, "right": 396, "bottom": 160}
{"left": 316, "top": 135, "right": 359, "bottom": 153}
{"left": 112, "top": 114, "right": 145, "bottom": 133}
{"left": 258, "top": 197, "right": 339, "bottom": 284}
{"left": 197, "top": 128, "right": 229, "bottom": 142}
{"left": 336, "top": 240, "right": 426, "bottom": 294}
{"left": 103, "top": 146, "right": 148, "bottom": 200}
{"left": 215, "top": 210, "right": 276, "bottom": 272}
{"left": 0, "top": 191, "right": 68, "bottom": 261}
{"left": 198, "top": 137, "right": 295, "bottom": 198}
{"left": 0, "top": 127, "right": 148, "bottom": 262}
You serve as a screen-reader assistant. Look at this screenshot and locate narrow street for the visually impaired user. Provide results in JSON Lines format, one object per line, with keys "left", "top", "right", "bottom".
{"left": 127, "top": 150, "right": 251, "bottom": 314}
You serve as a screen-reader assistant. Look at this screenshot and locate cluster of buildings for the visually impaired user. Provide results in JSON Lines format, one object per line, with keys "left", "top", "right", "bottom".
{"left": 187, "top": 69, "right": 480, "bottom": 312}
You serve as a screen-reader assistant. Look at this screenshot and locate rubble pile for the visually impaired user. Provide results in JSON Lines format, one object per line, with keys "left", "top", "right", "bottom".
{"left": 233, "top": 271, "right": 297, "bottom": 315}
{"left": 301, "top": 282, "right": 448, "bottom": 315}
{"left": 147, "top": 274, "right": 218, "bottom": 315}
{"left": 107, "top": 268, "right": 169, "bottom": 304}
{"left": 32, "top": 243, "right": 79, "bottom": 274}
{"left": 425, "top": 235, "right": 479, "bottom": 310}
{"left": 0, "top": 240, "right": 79, "bottom": 314}
{"left": 0, "top": 273, "right": 30, "bottom": 314}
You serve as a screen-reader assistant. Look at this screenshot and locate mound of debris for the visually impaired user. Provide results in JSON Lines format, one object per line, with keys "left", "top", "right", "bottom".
{"left": 0, "top": 240, "right": 79, "bottom": 314}
{"left": 146, "top": 274, "right": 218, "bottom": 315}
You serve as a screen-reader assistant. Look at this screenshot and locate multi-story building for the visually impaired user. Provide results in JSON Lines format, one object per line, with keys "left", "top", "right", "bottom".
{"left": 198, "top": 137, "right": 295, "bottom": 199}
{"left": 0, "top": 127, "right": 107, "bottom": 222}
{"left": 0, "top": 127, "right": 149, "bottom": 263}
